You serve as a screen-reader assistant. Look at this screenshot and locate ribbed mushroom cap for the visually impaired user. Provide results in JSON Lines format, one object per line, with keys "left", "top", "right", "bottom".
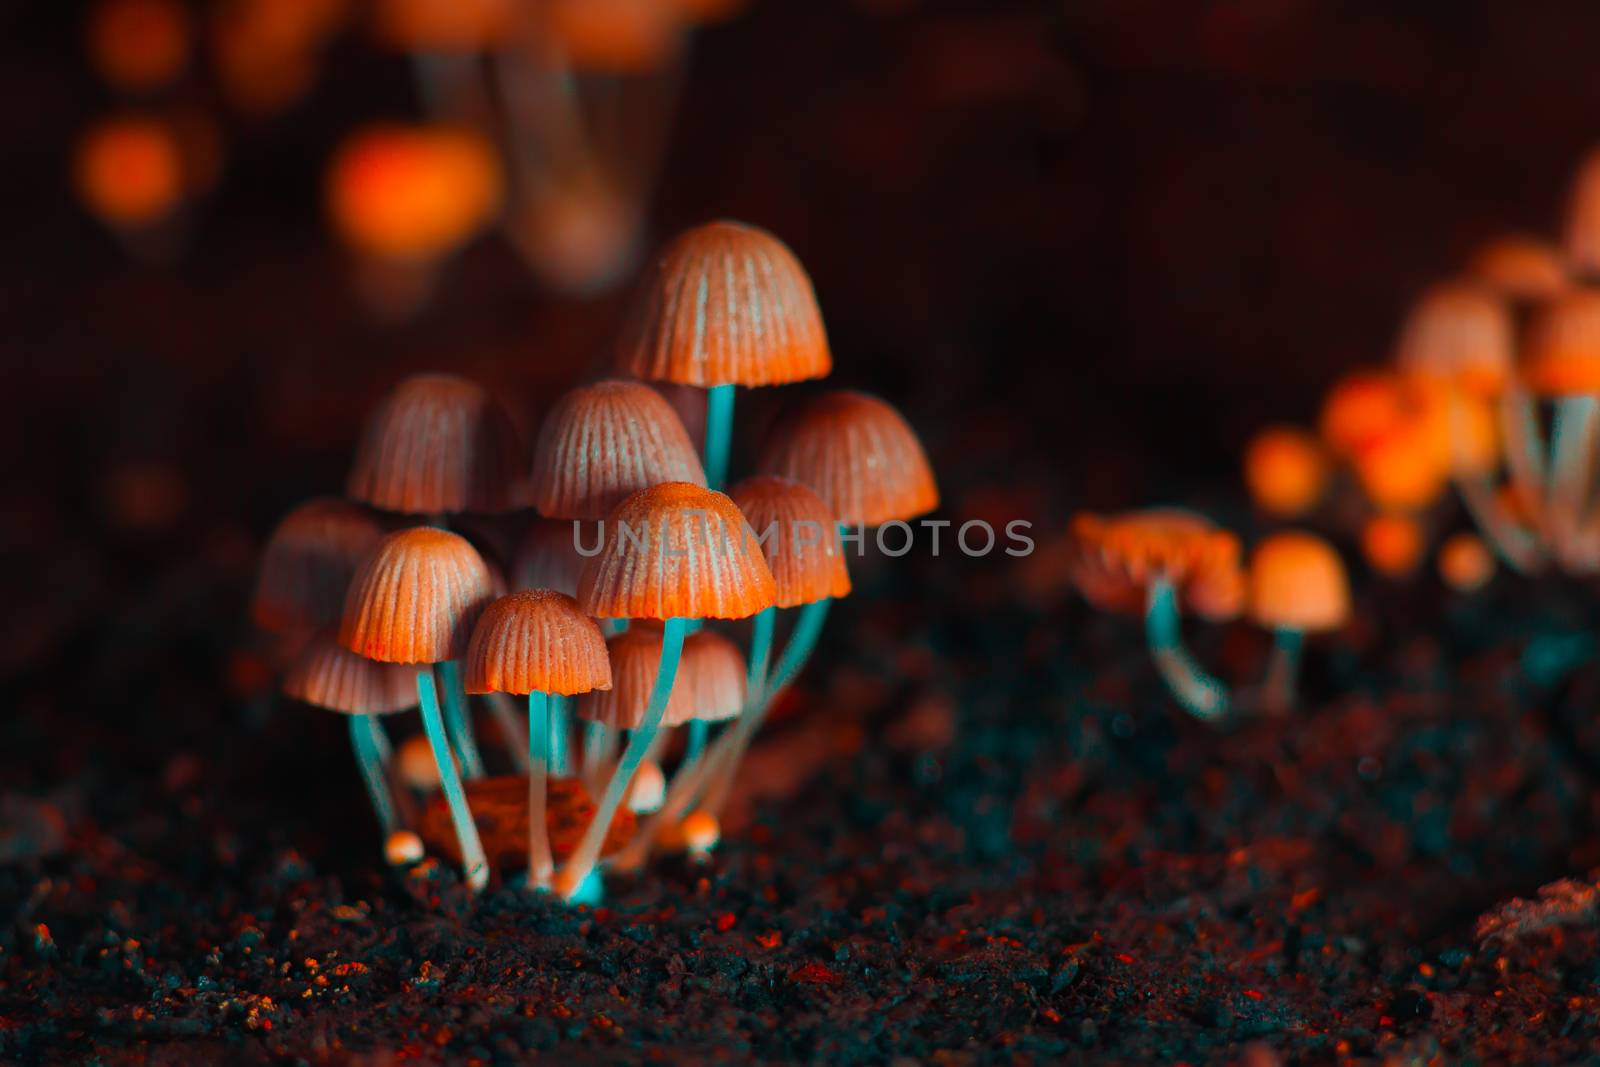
{"left": 616, "top": 220, "right": 831, "bottom": 387}
{"left": 529, "top": 380, "right": 705, "bottom": 520}
{"left": 1393, "top": 282, "right": 1513, "bottom": 396}
{"left": 339, "top": 527, "right": 495, "bottom": 664}
{"left": 463, "top": 590, "right": 611, "bottom": 697}
{"left": 1565, "top": 149, "right": 1600, "bottom": 278}
{"left": 253, "top": 497, "right": 385, "bottom": 635}
{"left": 1522, "top": 288, "right": 1600, "bottom": 395}
{"left": 1067, "top": 509, "right": 1244, "bottom": 623}
{"left": 284, "top": 629, "right": 418, "bottom": 715}
{"left": 729, "top": 476, "right": 851, "bottom": 607}
{"left": 578, "top": 482, "right": 777, "bottom": 620}
{"left": 576, "top": 626, "right": 744, "bottom": 729}
{"left": 1469, "top": 235, "right": 1569, "bottom": 303}
{"left": 347, "top": 373, "right": 524, "bottom": 515}
{"left": 757, "top": 390, "right": 938, "bottom": 526}
{"left": 512, "top": 518, "right": 591, "bottom": 596}
{"left": 1247, "top": 531, "right": 1351, "bottom": 634}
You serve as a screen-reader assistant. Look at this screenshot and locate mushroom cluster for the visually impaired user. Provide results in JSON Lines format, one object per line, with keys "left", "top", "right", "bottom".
{"left": 253, "top": 220, "right": 937, "bottom": 899}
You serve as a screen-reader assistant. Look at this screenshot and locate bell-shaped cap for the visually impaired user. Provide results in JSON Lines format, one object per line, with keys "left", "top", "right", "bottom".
{"left": 284, "top": 628, "right": 417, "bottom": 714}
{"left": 1247, "top": 531, "right": 1351, "bottom": 633}
{"left": 1068, "top": 509, "right": 1244, "bottom": 623}
{"left": 578, "top": 482, "right": 777, "bottom": 620}
{"left": 1393, "top": 282, "right": 1513, "bottom": 396}
{"left": 757, "top": 390, "right": 937, "bottom": 526}
{"left": 729, "top": 476, "right": 850, "bottom": 607}
{"left": 347, "top": 373, "right": 524, "bottom": 515}
{"left": 253, "top": 497, "right": 385, "bottom": 635}
{"left": 1469, "top": 235, "right": 1568, "bottom": 303}
{"left": 463, "top": 590, "right": 612, "bottom": 697}
{"left": 1522, "top": 288, "right": 1600, "bottom": 395}
{"left": 577, "top": 625, "right": 744, "bottom": 729}
{"left": 616, "top": 220, "right": 830, "bottom": 387}
{"left": 339, "top": 527, "right": 495, "bottom": 664}
{"left": 529, "top": 379, "right": 704, "bottom": 520}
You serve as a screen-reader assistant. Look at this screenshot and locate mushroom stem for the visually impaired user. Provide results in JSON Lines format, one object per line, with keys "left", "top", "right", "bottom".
{"left": 416, "top": 669, "right": 488, "bottom": 891}
{"left": 1258, "top": 628, "right": 1304, "bottom": 716}
{"left": 1144, "top": 577, "right": 1230, "bottom": 721}
{"left": 1500, "top": 385, "right": 1548, "bottom": 532}
{"left": 349, "top": 714, "right": 400, "bottom": 841}
{"left": 437, "top": 660, "right": 485, "bottom": 779}
{"left": 487, "top": 691, "right": 532, "bottom": 772}
{"left": 1547, "top": 396, "right": 1599, "bottom": 563}
{"left": 548, "top": 695, "right": 572, "bottom": 778}
{"left": 700, "top": 599, "right": 825, "bottom": 822}
{"left": 556, "top": 616, "right": 687, "bottom": 900}
{"left": 581, "top": 721, "right": 616, "bottom": 788}
{"left": 683, "top": 721, "right": 710, "bottom": 768}
{"left": 1447, "top": 391, "right": 1542, "bottom": 573}
{"left": 527, "top": 691, "right": 553, "bottom": 889}
{"left": 704, "top": 383, "right": 736, "bottom": 491}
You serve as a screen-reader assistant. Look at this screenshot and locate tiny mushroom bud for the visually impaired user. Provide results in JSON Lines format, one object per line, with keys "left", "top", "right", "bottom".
{"left": 1247, "top": 531, "right": 1350, "bottom": 715}
{"left": 1243, "top": 427, "right": 1328, "bottom": 519}
{"left": 1438, "top": 532, "right": 1496, "bottom": 593}
{"left": 1361, "top": 514, "right": 1425, "bottom": 578}
{"left": 385, "top": 830, "right": 425, "bottom": 866}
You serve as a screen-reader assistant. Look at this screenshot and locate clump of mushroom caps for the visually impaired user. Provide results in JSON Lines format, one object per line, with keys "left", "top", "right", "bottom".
{"left": 253, "top": 220, "right": 937, "bottom": 900}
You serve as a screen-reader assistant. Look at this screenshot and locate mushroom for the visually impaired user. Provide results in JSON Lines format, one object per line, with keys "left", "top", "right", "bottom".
{"left": 1438, "top": 532, "right": 1496, "bottom": 593}
{"left": 86, "top": 0, "right": 191, "bottom": 93}
{"left": 1246, "top": 531, "right": 1350, "bottom": 715}
{"left": 1067, "top": 509, "right": 1242, "bottom": 721}
{"left": 283, "top": 630, "right": 417, "bottom": 849}
{"left": 1518, "top": 288, "right": 1600, "bottom": 563}
{"left": 1360, "top": 513, "right": 1424, "bottom": 579}
{"left": 618, "top": 221, "right": 832, "bottom": 490}
{"left": 74, "top": 115, "right": 185, "bottom": 235}
{"left": 340, "top": 527, "right": 497, "bottom": 889}
{"left": 1468, "top": 236, "right": 1569, "bottom": 305}
{"left": 253, "top": 498, "right": 384, "bottom": 642}
{"left": 1242, "top": 426, "right": 1329, "bottom": 520}
{"left": 463, "top": 590, "right": 612, "bottom": 888}
{"left": 557, "top": 482, "right": 776, "bottom": 900}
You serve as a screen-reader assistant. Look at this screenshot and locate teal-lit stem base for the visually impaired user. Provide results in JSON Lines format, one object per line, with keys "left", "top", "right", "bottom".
{"left": 417, "top": 669, "right": 488, "bottom": 891}
{"left": 349, "top": 714, "right": 399, "bottom": 841}
{"left": 527, "top": 691, "right": 552, "bottom": 888}
{"left": 1145, "top": 578, "right": 1230, "bottom": 721}
{"left": 438, "top": 660, "right": 485, "bottom": 779}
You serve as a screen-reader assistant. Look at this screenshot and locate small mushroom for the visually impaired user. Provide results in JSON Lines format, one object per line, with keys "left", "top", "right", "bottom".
{"left": 1242, "top": 426, "right": 1329, "bottom": 520}
{"left": 1246, "top": 531, "right": 1350, "bottom": 715}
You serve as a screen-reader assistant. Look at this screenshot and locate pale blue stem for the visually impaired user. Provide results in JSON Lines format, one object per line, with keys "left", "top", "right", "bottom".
{"left": 349, "top": 714, "right": 398, "bottom": 840}
{"left": 1500, "top": 385, "right": 1547, "bottom": 524}
{"left": 1145, "top": 577, "right": 1229, "bottom": 721}
{"left": 548, "top": 694, "right": 572, "bottom": 778}
{"left": 684, "top": 721, "right": 709, "bottom": 766}
{"left": 417, "top": 670, "right": 488, "bottom": 890}
{"left": 437, "top": 660, "right": 484, "bottom": 779}
{"left": 582, "top": 720, "right": 614, "bottom": 782}
{"left": 1549, "top": 396, "right": 1599, "bottom": 564}
{"left": 704, "top": 383, "right": 735, "bottom": 491}
{"left": 527, "top": 691, "right": 552, "bottom": 888}
{"left": 558, "top": 616, "right": 687, "bottom": 900}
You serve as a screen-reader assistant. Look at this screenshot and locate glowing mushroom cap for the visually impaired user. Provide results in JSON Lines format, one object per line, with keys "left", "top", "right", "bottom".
{"left": 253, "top": 497, "right": 385, "bottom": 635}
{"left": 1067, "top": 509, "right": 1244, "bottom": 622}
{"left": 373, "top": 0, "right": 520, "bottom": 50}
{"left": 326, "top": 125, "right": 503, "bottom": 262}
{"left": 1393, "top": 282, "right": 1513, "bottom": 396}
{"left": 757, "top": 390, "right": 938, "bottom": 526}
{"left": 284, "top": 629, "right": 417, "bottom": 714}
{"left": 339, "top": 527, "right": 495, "bottom": 664}
{"left": 529, "top": 379, "right": 705, "bottom": 521}
{"left": 578, "top": 482, "right": 777, "bottom": 620}
{"left": 1242, "top": 427, "right": 1328, "bottom": 520}
{"left": 1438, "top": 532, "right": 1495, "bottom": 593}
{"left": 1351, "top": 418, "right": 1449, "bottom": 513}
{"left": 512, "top": 518, "right": 589, "bottom": 596}
{"left": 577, "top": 625, "right": 745, "bottom": 729}
{"left": 463, "top": 590, "right": 612, "bottom": 697}
{"left": 1318, "top": 369, "right": 1409, "bottom": 458}
{"left": 543, "top": 0, "right": 682, "bottom": 74}
{"left": 1469, "top": 235, "right": 1569, "bottom": 303}
{"left": 347, "top": 373, "right": 524, "bottom": 515}
{"left": 617, "top": 220, "right": 831, "bottom": 387}
{"left": 1521, "top": 288, "right": 1600, "bottom": 395}
{"left": 1360, "top": 513, "right": 1425, "bottom": 578}
{"left": 729, "top": 476, "right": 851, "bottom": 607}
{"left": 1247, "top": 531, "right": 1350, "bottom": 633}
{"left": 74, "top": 116, "right": 184, "bottom": 228}
{"left": 1565, "top": 149, "right": 1600, "bottom": 278}
{"left": 86, "top": 0, "right": 191, "bottom": 92}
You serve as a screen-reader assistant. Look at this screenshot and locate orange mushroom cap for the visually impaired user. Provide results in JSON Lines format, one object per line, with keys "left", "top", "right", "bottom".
{"left": 1469, "top": 235, "right": 1569, "bottom": 303}
{"left": 1242, "top": 426, "right": 1328, "bottom": 519}
{"left": 507, "top": 168, "right": 642, "bottom": 295}
{"left": 511, "top": 518, "right": 590, "bottom": 596}
{"left": 1521, "top": 288, "right": 1600, "bottom": 395}
{"left": 577, "top": 625, "right": 744, "bottom": 730}
{"left": 542, "top": 0, "right": 682, "bottom": 74}
{"left": 756, "top": 390, "right": 938, "bottom": 526}
{"left": 617, "top": 220, "right": 831, "bottom": 387}
{"left": 1318, "top": 369, "right": 1409, "bottom": 458}
{"left": 528, "top": 380, "right": 705, "bottom": 521}
{"left": 1360, "top": 513, "right": 1425, "bottom": 578}
{"left": 74, "top": 116, "right": 184, "bottom": 228}
{"left": 253, "top": 497, "right": 385, "bottom": 635}
{"left": 1350, "top": 416, "right": 1449, "bottom": 513}
{"left": 1067, "top": 509, "right": 1244, "bottom": 622}
{"left": 373, "top": 0, "right": 521, "bottom": 51}
{"left": 578, "top": 482, "right": 777, "bottom": 620}
{"left": 326, "top": 125, "right": 503, "bottom": 262}
{"left": 463, "top": 590, "right": 612, "bottom": 697}
{"left": 1437, "top": 532, "right": 1495, "bottom": 593}
{"left": 1393, "top": 282, "right": 1513, "bottom": 396}
{"left": 339, "top": 527, "right": 496, "bottom": 664}
{"left": 284, "top": 628, "right": 417, "bottom": 714}
{"left": 86, "top": 0, "right": 191, "bottom": 92}
{"left": 728, "top": 475, "right": 852, "bottom": 607}
{"left": 1247, "top": 531, "right": 1350, "bottom": 633}
{"left": 347, "top": 373, "right": 524, "bottom": 515}
{"left": 1564, "top": 149, "right": 1600, "bottom": 278}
